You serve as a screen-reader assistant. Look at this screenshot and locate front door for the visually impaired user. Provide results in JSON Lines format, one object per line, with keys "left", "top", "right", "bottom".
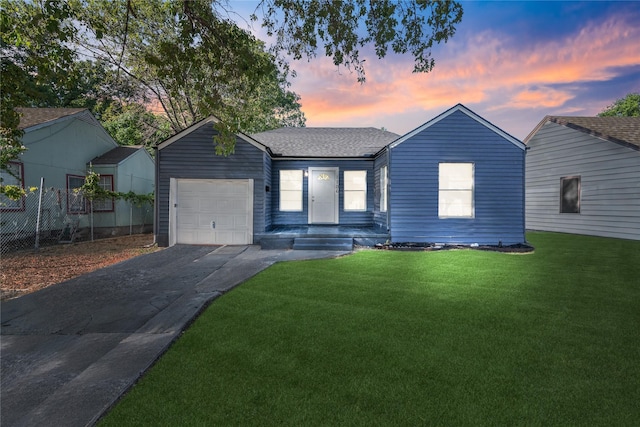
{"left": 308, "top": 167, "right": 339, "bottom": 224}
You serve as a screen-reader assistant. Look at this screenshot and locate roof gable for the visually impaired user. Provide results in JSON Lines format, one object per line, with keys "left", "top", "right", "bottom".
{"left": 525, "top": 116, "right": 640, "bottom": 150}
{"left": 251, "top": 127, "right": 400, "bottom": 157}
{"left": 16, "top": 108, "right": 93, "bottom": 131}
{"left": 389, "top": 104, "right": 525, "bottom": 150}
{"left": 157, "top": 116, "right": 268, "bottom": 152}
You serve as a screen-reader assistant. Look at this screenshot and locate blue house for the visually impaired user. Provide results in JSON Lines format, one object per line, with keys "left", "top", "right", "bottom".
{"left": 154, "top": 104, "right": 526, "bottom": 249}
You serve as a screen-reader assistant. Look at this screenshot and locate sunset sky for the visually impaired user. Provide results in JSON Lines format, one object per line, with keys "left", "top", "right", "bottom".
{"left": 233, "top": 1, "right": 640, "bottom": 140}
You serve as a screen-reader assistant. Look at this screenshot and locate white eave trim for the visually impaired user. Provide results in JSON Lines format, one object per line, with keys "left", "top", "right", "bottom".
{"left": 157, "top": 116, "right": 268, "bottom": 153}
{"left": 389, "top": 104, "right": 526, "bottom": 151}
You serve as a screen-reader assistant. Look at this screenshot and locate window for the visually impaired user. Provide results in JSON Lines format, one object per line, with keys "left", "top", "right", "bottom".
{"left": 439, "top": 163, "right": 474, "bottom": 218}
{"left": 560, "top": 176, "right": 580, "bottom": 213}
{"left": 280, "top": 170, "right": 303, "bottom": 211}
{"left": 67, "top": 175, "right": 87, "bottom": 214}
{"left": 92, "top": 175, "right": 114, "bottom": 212}
{"left": 0, "top": 162, "right": 25, "bottom": 211}
{"left": 344, "top": 170, "right": 367, "bottom": 211}
{"left": 380, "top": 165, "right": 388, "bottom": 212}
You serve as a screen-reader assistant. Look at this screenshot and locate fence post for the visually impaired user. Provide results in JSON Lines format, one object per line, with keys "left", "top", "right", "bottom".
{"left": 34, "top": 177, "right": 45, "bottom": 250}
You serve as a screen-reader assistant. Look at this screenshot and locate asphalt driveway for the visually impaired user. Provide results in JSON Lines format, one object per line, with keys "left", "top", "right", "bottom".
{"left": 1, "top": 244, "right": 348, "bottom": 427}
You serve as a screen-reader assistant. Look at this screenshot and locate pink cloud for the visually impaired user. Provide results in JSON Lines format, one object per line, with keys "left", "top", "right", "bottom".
{"left": 290, "top": 14, "right": 640, "bottom": 136}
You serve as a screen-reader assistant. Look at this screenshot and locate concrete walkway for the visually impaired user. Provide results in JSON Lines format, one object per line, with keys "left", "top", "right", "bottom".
{"left": 1, "top": 245, "right": 349, "bottom": 427}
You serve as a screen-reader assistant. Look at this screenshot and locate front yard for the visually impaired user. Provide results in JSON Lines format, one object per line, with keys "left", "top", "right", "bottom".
{"left": 101, "top": 232, "right": 640, "bottom": 425}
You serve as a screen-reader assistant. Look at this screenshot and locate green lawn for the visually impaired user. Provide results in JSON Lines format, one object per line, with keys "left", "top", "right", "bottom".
{"left": 102, "top": 232, "right": 640, "bottom": 426}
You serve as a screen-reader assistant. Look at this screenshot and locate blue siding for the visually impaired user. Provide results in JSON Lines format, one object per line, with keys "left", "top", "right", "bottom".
{"left": 271, "top": 159, "right": 375, "bottom": 226}
{"left": 156, "top": 124, "right": 266, "bottom": 246}
{"left": 263, "top": 153, "right": 273, "bottom": 230}
{"left": 389, "top": 110, "right": 525, "bottom": 245}
{"left": 373, "top": 151, "right": 389, "bottom": 230}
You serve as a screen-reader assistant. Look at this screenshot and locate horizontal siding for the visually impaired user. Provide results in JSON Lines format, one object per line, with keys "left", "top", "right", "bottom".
{"left": 156, "top": 125, "right": 266, "bottom": 246}
{"left": 264, "top": 153, "right": 273, "bottom": 230}
{"left": 270, "top": 159, "right": 375, "bottom": 226}
{"left": 526, "top": 122, "right": 640, "bottom": 240}
{"left": 373, "top": 151, "right": 389, "bottom": 230}
{"left": 389, "top": 110, "right": 525, "bottom": 245}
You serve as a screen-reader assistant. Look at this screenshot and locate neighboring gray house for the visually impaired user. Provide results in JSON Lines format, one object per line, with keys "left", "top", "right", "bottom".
{"left": 155, "top": 104, "right": 526, "bottom": 248}
{"left": 0, "top": 108, "right": 155, "bottom": 242}
{"left": 525, "top": 116, "right": 640, "bottom": 240}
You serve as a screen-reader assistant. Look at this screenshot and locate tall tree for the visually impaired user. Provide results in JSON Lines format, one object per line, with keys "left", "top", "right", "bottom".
{"left": 598, "top": 93, "right": 640, "bottom": 117}
{"left": 2, "top": 0, "right": 463, "bottom": 159}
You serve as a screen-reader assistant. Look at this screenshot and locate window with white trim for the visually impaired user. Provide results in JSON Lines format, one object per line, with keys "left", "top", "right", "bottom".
{"left": 92, "top": 175, "right": 114, "bottom": 212}
{"left": 344, "top": 170, "right": 367, "bottom": 211}
{"left": 1, "top": 162, "right": 25, "bottom": 211}
{"left": 560, "top": 176, "right": 580, "bottom": 213}
{"left": 67, "top": 174, "right": 87, "bottom": 214}
{"left": 438, "top": 163, "right": 474, "bottom": 218}
{"left": 280, "top": 170, "right": 303, "bottom": 211}
{"left": 380, "top": 165, "right": 388, "bottom": 212}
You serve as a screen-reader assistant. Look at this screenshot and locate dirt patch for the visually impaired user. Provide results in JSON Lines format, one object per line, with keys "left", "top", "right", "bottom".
{"left": 1, "top": 234, "right": 162, "bottom": 301}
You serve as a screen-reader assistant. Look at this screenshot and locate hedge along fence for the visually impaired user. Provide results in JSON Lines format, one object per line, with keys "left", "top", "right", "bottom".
{"left": 0, "top": 171, "right": 153, "bottom": 253}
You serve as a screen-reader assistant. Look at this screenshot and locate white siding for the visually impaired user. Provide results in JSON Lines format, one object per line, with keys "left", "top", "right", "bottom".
{"left": 526, "top": 121, "right": 640, "bottom": 240}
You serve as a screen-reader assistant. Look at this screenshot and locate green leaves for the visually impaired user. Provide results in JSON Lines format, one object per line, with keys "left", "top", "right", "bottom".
{"left": 80, "top": 168, "right": 153, "bottom": 207}
{"left": 598, "top": 93, "right": 640, "bottom": 117}
{"left": 257, "top": 0, "right": 463, "bottom": 82}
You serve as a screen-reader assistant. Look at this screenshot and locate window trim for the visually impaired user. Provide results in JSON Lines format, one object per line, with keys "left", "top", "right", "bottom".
{"left": 438, "top": 162, "right": 475, "bottom": 219}
{"left": 67, "top": 174, "right": 87, "bottom": 214}
{"left": 560, "top": 176, "right": 581, "bottom": 214}
{"left": 344, "top": 170, "right": 367, "bottom": 212}
{"left": 92, "top": 174, "right": 115, "bottom": 212}
{"left": 0, "top": 162, "right": 25, "bottom": 212}
{"left": 380, "top": 165, "right": 388, "bottom": 213}
{"left": 279, "top": 169, "right": 303, "bottom": 212}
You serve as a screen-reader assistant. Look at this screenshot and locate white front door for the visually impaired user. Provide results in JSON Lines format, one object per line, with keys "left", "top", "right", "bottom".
{"left": 308, "top": 167, "right": 339, "bottom": 224}
{"left": 170, "top": 179, "right": 253, "bottom": 246}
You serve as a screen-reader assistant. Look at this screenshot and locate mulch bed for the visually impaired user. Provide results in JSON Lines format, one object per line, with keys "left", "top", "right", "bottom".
{"left": 374, "top": 242, "right": 534, "bottom": 253}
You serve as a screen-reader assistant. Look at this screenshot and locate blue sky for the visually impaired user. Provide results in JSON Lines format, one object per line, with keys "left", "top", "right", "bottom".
{"left": 231, "top": 1, "right": 640, "bottom": 139}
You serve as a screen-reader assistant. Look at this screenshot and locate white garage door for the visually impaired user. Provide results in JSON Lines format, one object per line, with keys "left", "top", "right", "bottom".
{"left": 173, "top": 179, "right": 253, "bottom": 245}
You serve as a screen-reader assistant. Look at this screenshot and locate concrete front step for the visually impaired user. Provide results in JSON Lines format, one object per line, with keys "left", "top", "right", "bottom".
{"left": 292, "top": 237, "right": 353, "bottom": 251}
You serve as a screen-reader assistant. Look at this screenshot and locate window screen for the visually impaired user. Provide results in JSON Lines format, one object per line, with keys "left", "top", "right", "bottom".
{"left": 439, "top": 163, "right": 474, "bottom": 218}
{"left": 280, "top": 170, "right": 303, "bottom": 211}
{"left": 344, "top": 170, "right": 367, "bottom": 211}
{"left": 560, "top": 176, "right": 580, "bottom": 213}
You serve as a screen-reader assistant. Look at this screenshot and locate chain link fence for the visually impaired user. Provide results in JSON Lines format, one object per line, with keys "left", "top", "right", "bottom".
{"left": 1, "top": 186, "right": 153, "bottom": 254}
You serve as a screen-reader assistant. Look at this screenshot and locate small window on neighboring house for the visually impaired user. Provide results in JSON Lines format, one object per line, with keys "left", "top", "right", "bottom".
{"left": 560, "top": 176, "right": 580, "bottom": 213}
{"left": 1, "top": 162, "right": 25, "bottom": 211}
{"left": 380, "top": 166, "right": 388, "bottom": 212}
{"left": 344, "top": 170, "right": 367, "bottom": 211}
{"left": 280, "top": 170, "right": 303, "bottom": 211}
{"left": 67, "top": 175, "right": 87, "bottom": 214}
{"left": 439, "top": 163, "right": 474, "bottom": 218}
{"left": 92, "top": 175, "right": 114, "bottom": 212}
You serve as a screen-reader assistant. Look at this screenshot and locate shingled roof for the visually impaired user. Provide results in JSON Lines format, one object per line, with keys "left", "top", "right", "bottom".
{"left": 525, "top": 116, "right": 640, "bottom": 150}
{"left": 251, "top": 127, "right": 400, "bottom": 157}
{"left": 16, "top": 108, "right": 89, "bottom": 130}
{"left": 90, "top": 146, "right": 144, "bottom": 165}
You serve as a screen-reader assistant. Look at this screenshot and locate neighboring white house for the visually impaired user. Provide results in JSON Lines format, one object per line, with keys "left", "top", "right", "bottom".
{"left": 1, "top": 108, "right": 154, "bottom": 247}
{"left": 525, "top": 116, "right": 640, "bottom": 240}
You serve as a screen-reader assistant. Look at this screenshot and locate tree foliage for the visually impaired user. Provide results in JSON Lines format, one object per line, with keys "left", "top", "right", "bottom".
{"left": 598, "top": 93, "right": 640, "bottom": 117}
{"left": 256, "top": 0, "right": 464, "bottom": 82}
{"left": 2, "top": 0, "right": 463, "bottom": 160}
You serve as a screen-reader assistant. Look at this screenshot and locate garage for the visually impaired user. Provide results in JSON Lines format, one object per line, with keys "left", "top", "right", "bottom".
{"left": 170, "top": 179, "right": 253, "bottom": 245}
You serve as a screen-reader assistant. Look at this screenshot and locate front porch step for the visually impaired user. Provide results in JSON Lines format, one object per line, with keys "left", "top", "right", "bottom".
{"left": 293, "top": 237, "right": 353, "bottom": 251}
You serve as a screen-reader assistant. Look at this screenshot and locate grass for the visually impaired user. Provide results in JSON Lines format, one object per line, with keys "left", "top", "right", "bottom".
{"left": 101, "top": 232, "right": 640, "bottom": 426}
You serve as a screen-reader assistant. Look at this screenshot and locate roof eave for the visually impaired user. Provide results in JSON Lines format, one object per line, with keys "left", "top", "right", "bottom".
{"left": 390, "top": 104, "right": 525, "bottom": 151}
{"left": 157, "top": 116, "right": 269, "bottom": 153}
